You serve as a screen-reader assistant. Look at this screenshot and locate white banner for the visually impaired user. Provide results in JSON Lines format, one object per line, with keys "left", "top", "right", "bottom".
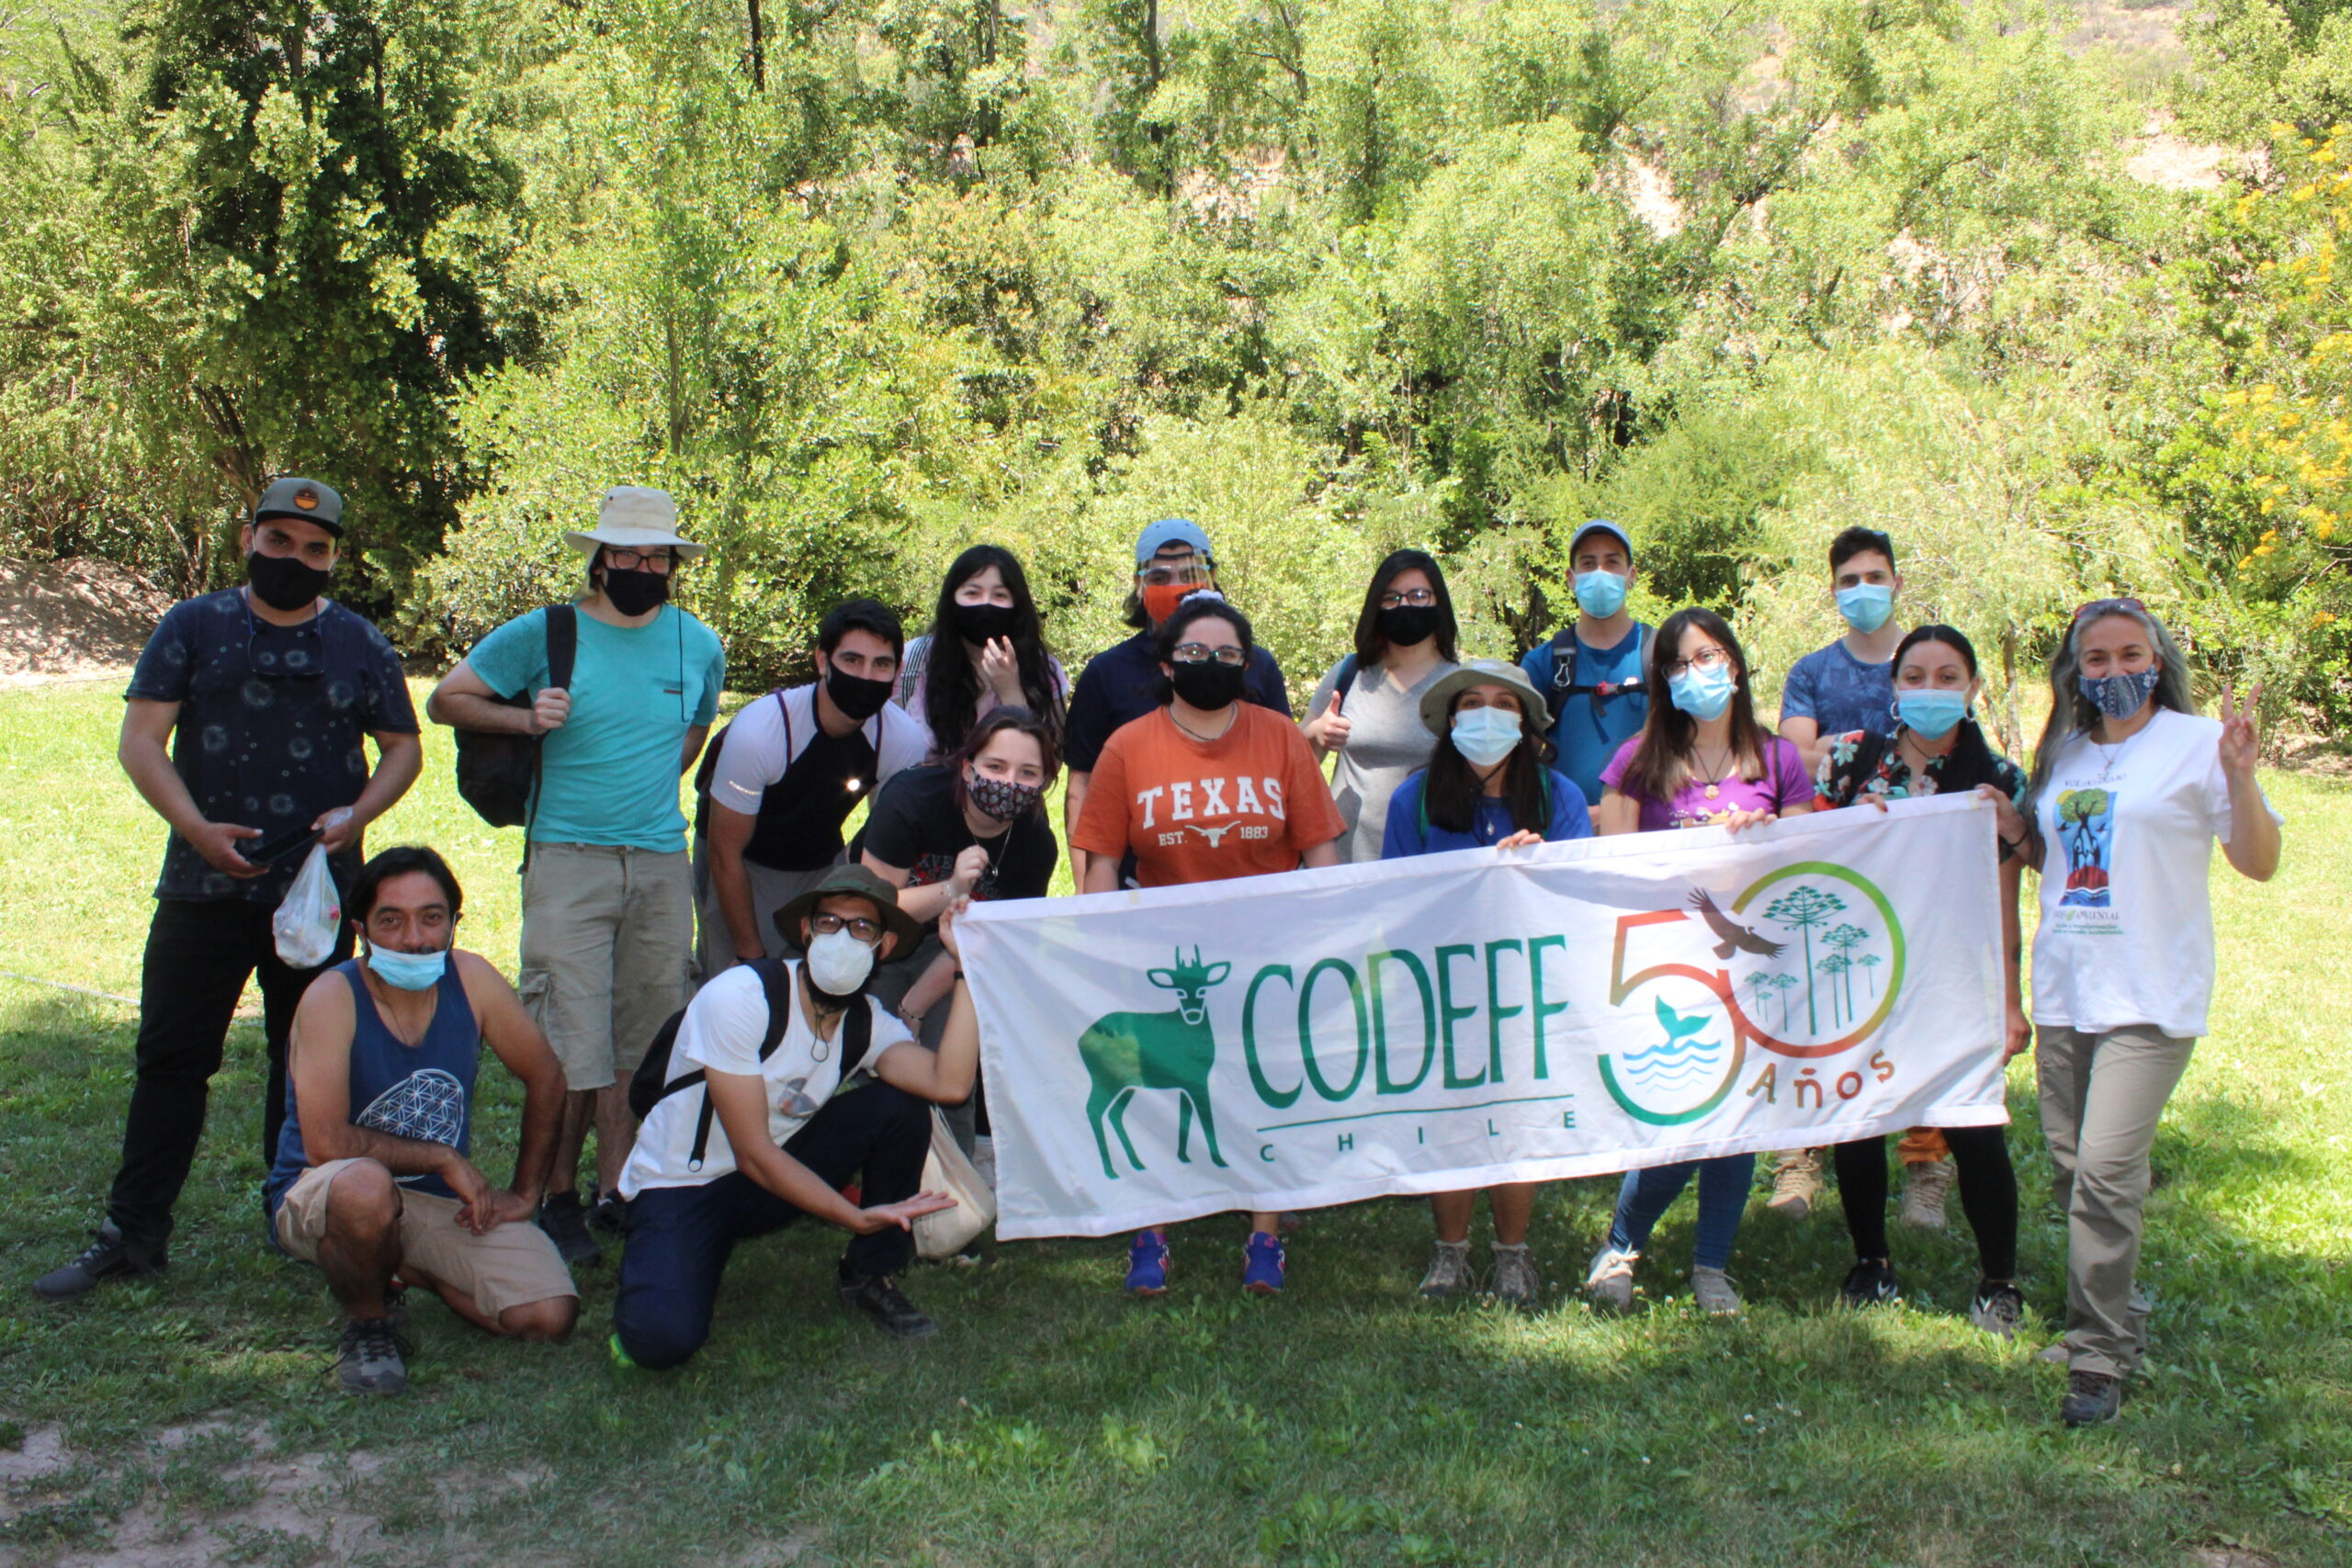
{"left": 962, "top": 794, "right": 2007, "bottom": 1239}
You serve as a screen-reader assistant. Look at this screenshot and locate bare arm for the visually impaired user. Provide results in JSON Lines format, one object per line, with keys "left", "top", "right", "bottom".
{"left": 1593, "top": 791, "right": 1641, "bottom": 837}
{"left": 680, "top": 723, "right": 709, "bottom": 776}
{"left": 426, "top": 658, "right": 570, "bottom": 735}
{"left": 862, "top": 844, "right": 983, "bottom": 925}
{"left": 705, "top": 805, "right": 767, "bottom": 964}
{"left": 1301, "top": 838, "right": 1342, "bottom": 870}
{"left": 873, "top": 907, "right": 979, "bottom": 1103}
{"left": 288, "top": 976, "right": 495, "bottom": 1201}
{"left": 1998, "top": 854, "right": 2030, "bottom": 1060}
{"left": 1082, "top": 856, "right": 1121, "bottom": 895}
{"left": 893, "top": 949, "right": 958, "bottom": 1029}
{"left": 2217, "top": 684, "right": 2281, "bottom": 881}
{"left": 705, "top": 1068, "right": 953, "bottom": 1231}
{"left": 1064, "top": 769, "right": 1091, "bottom": 889}
{"left": 1779, "top": 716, "right": 1826, "bottom": 773}
{"left": 457, "top": 952, "right": 567, "bottom": 1213}
{"left": 119, "top": 698, "right": 262, "bottom": 876}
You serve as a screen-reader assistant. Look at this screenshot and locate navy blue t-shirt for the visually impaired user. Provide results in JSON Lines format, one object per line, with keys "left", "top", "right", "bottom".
{"left": 1780, "top": 640, "right": 1896, "bottom": 739}
{"left": 1062, "top": 631, "right": 1291, "bottom": 773}
{"left": 126, "top": 590, "right": 417, "bottom": 903}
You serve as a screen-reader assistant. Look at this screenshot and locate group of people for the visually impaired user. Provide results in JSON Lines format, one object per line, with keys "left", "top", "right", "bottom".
{"left": 30, "top": 479, "right": 2281, "bottom": 1430}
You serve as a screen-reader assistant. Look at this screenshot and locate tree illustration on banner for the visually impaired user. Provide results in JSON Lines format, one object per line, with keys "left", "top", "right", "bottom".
{"left": 1818, "top": 953, "right": 1852, "bottom": 1028}
{"left": 1743, "top": 969, "right": 1776, "bottom": 1026}
{"left": 1763, "top": 884, "right": 1847, "bottom": 1034}
{"left": 1826, "top": 923, "right": 1871, "bottom": 1017}
{"left": 1772, "top": 972, "right": 1798, "bottom": 1031}
{"left": 1858, "top": 951, "right": 1883, "bottom": 998}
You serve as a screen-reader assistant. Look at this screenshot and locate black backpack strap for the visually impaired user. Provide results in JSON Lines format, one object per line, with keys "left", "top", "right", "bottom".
{"left": 686, "top": 958, "right": 797, "bottom": 1172}
{"left": 519, "top": 605, "right": 581, "bottom": 875}
{"left": 841, "top": 996, "right": 875, "bottom": 1080}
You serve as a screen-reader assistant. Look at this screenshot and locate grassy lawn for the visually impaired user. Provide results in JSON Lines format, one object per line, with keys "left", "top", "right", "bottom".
{"left": 1, "top": 677, "right": 2347, "bottom": 1566}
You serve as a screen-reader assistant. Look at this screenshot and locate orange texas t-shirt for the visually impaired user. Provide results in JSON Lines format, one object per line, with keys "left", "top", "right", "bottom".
{"left": 1072, "top": 703, "right": 1347, "bottom": 888}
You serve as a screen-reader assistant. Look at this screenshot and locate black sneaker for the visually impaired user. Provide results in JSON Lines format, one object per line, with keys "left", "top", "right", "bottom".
{"left": 2061, "top": 1369, "right": 2122, "bottom": 1427}
{"left": 1968, "top": 1280, "right": 2027, "bottom": 1339}
{"left": 335, "top": 1315, "right": 411, "bottom": 1396}
{"left": 1838, "top": 1258, "right": 1899, "bottom": 1307}
{"left": 32, "top": 1222, "right": 166, "bottom": 1301}
{"left": 537, "top": 1191, "right": 602, "bottom": 1268}
{"left": 837, "top": 1268, "right": 937, "bottom": 1339}
{"left": 589, "top": 1190, "right": 629, "bottom": 1238}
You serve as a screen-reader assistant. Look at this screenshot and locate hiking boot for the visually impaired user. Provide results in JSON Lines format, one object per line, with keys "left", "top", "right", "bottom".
{"left": 1125, "top": 1230, "right": 1170, "bottom": 1297}
{"left": 537, "top": 1191, "right": 601, "bottom": 1268}
{"left": 1488, "top": 1243, "right": 1541, "bottom": 1307}
{"left": 1418, "top": 1240, "right": 1475, "bottom": 1299}
{"left": 335, "top": 1316, "right": 411, "bottom": 1396}
{"left": 32, "top": 1223, "right": 166, "bottom": 1302}
{"left": 1241, "top": 1232, "right": 1286, "bottom": 1296}
{"left": 2061, "top": 1369, "right": 2122, "bottom": 1427}
{"left": 1765, "top": 1149, "right": 1823, "bottom": 1221}
{"left": 1969, "top": 1280, "right": 2027, "bottom": 1339}
{"left": 589, "top": 1190, "right": 628, "bottom": 1238}
{"left": 1583, "top": 1245, "right": 1638, "bottom": 1313}
{"left": 1900, "top": 1157, "right": 1954, "bottom": 1230}
{"left": 1690, "top": 1266, "right": 1743, "bottom": 1316}
{"left": 837, "top": 1269, "right": 937, "bottom": 1339}
{"left": 1839, "top": 1258, "right": 1900, "bottom": 1307}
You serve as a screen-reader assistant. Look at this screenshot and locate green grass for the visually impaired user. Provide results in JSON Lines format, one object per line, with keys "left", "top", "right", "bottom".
{"left": 2, "top": 679, "right": 2348, "bottom": 1566}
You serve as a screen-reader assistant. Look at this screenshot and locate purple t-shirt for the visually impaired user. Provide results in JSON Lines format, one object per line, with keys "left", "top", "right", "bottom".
{"left": 1600, "top": 734, "right": 1820, "bottom": 832}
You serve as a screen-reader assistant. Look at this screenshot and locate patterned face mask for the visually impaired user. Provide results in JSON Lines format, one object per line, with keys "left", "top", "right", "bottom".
{"left": 967, "top": 769, "right": 1043, "bottom": 824}
{"left": 2079, "top": 667, "right": 2160, "bottom": 722}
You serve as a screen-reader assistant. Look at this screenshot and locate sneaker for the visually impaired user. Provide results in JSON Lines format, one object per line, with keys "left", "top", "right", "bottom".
{"left": 1839, "top": 1258, "right": 1900, "bottom": 1307}
{"left": 1125, "top": 1230, "right": 1170, "bottom": 1297}
{"left": 31, "top": 1222, "right": 166, "bottom": 1301}
{"left": 589, "top": 1190, "right": 628, "bottom": 1237}
{"left": 2061, "top": 1369, "right": 2122, "bottom": 1427}
{"left": 1900, "top": 1157, "right": 1954, "bottom": 1230}
{"left": 1241, "top": 1232, "right": 1286, "bottom": 1295}
{"left": 836, "top": 1269, "right": 937, "bottom": 1339}
{"left": 1488, "top": 1243, "right": 1541, "bottom": 1307}
{"left": 1765, "top": 1149, "right": 1823, "bottom": 1221}
{"left": 537, "top": 1191, "right": 602, "bottom": 1268}
{"left": 1969, "top": 1280, "right": 2027, "bottom": 1339}
{"left": 334, "top": 1315, "right": 411, "bottom": 1396}
{"left": 1690, "top": 1265, "right": 1743, "bottom": 1316}
{"left": 1583, "top": 1245, "right": 1638, "bottom": 1312}
{"left": 1418, "top": 1240, "right": 1475, "bottom": 1299}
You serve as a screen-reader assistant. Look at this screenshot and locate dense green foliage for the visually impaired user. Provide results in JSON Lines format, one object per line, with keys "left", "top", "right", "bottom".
{"left": 1, "top": 1, "right": 2346, "bottom": 720}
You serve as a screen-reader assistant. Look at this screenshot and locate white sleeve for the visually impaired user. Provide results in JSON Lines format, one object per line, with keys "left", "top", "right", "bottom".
{"left": 676, "top": 965, "right": 778, "bottom": 1075}
{"left": 860, "top": 1008, "right": 919, "bottom": 1081}
{"left": 710, "top": 694, "right": 792, "bottom": 815}
{"left": 876, "top": 703, "right": 936, "bottom": 784}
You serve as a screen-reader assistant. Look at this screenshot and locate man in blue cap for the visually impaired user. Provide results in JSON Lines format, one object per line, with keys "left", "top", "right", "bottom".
{"left": 1060, "top": 518, "right": 1292, "bottom": 889}
{"left": 36, "top": 477, "right": 424, "bottom": 1301}
{"left": 1519, "top": 520, "right": 1651, "bottom": 807}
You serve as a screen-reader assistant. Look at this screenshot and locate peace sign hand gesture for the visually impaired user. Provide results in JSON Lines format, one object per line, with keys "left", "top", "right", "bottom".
{"left": 2218, "top": 682, "right": 2264, "bottom": 783}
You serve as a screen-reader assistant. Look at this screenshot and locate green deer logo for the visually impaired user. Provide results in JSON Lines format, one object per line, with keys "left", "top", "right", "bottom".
{"left": 1077, "top": 947, "right": 1233, "bottom": 1179}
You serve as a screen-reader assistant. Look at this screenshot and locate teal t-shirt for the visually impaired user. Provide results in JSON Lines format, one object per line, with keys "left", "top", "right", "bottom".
{"left": 468, "top": 604, "right": 724, "bottom": 850}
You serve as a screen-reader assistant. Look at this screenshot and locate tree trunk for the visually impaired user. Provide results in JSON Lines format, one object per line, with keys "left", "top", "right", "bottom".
{"left": 748, "top": 0, "right": 766, "bottom": 90}
{"left": 2000, "top": 624, "right": 2020, "bottom": 758}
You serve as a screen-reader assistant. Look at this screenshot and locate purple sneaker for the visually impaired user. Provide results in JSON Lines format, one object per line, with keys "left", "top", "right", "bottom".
{"left": 1125, "top": 1230, "right": 1170, "bottom": 1297}
{"left": 1242, "top": 1232, "right": 1286, "bottom": 1295}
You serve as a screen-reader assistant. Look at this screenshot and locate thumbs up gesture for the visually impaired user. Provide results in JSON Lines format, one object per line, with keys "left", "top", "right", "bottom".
{"left": 1307, "top": 686, "right": 1352, "bottom": 753}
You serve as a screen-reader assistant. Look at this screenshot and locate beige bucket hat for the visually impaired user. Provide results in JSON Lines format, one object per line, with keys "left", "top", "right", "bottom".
{"left": 1417, "top": 658, "right": 1554, "bottom": 739}
{"left": 562, "top": 485, "right": 706, "bottom": 560}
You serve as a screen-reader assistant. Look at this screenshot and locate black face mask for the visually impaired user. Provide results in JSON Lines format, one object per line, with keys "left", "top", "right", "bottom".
{"left": 1170, "top": 660, "right": 1248, "bottom": 712}
{"left": 246, "top": 550, "right": 331, "bottom": 612}
{"left": 826, "top": 665, "right": 896, "bottom": 721}
{"left": 952, "top": 601, "right": 1021, "bottom": 647}
{"left": 1376, "top": 604, "right": 1442, "bottom": 649}
{"left": 597, "top": 566, "right": 671, "bottom": 617}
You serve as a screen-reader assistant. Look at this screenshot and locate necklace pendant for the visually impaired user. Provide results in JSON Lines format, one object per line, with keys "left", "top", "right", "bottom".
{"left": 1703, "top": 783, "right": 1721, "bottom": 800}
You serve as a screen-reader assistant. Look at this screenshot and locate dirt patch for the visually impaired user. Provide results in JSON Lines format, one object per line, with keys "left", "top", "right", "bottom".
{"left": 0, "top": 558, "right": 173, "bottom": 687}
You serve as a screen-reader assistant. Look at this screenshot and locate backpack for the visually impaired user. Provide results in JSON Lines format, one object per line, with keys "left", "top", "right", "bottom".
{"left": 455, "top": 605, "right": 578, "bottom": 829}
{"left": 1530, "top": 624, "right": 1649, "bottom": 731}
{"left": 628, "top": 958, "right": 876, "bottom": 1174}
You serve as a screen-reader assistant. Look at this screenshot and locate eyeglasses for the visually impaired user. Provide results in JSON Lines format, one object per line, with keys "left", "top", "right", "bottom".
{"left": 605, "top": 547, "right": 676, "bottom": 574}
{"left": 1378, "top": 588, "right": 1438, "bottom": 609}
{"left": 2071, "top": 596, "right": 2144, "bottom": 626}
{"left": 1171, "top": 643, "right": 1248, "bottom": 667}
{"left": 808, "top": 912, "right": 883, "bottom": 943}
{"left": 1139, "top": 558, "right": 1210, "bottom": 587}
{"left": 1660, "top": 647, "right": 1732, "bottom": 681}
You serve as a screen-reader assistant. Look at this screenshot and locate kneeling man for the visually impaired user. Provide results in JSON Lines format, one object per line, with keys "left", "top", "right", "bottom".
{"left": 613, "top": 864, "right": 974, "bottom": 1370}
{"left": 269, "top": 847, "right": 577, "bottom": 1395}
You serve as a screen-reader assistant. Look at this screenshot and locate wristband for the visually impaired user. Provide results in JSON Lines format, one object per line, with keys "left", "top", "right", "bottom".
{"left": 953, "top": 969, "right": 967, "bottom": 982}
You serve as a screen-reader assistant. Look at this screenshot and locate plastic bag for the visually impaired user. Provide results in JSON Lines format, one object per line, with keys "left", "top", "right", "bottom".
{"left": 272, "top": 842, "right": 342, "bottom": 969}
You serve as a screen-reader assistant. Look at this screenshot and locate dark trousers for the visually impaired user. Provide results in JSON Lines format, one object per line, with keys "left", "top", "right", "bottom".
{"left": 1835, "top": 1123, "right": 2019, "bottom": 1279}
{"left": 613, "top": 1080, "right": 931, "bottom": 1371}
{"left": 106, "top": 898, "right": 351, "bottom": 1246}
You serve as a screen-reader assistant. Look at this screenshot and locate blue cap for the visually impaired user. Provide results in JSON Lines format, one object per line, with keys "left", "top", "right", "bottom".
{"left": 1568, "top": 518, "right": 1632, "bottom": 558}
{"left": 1134, "top": 516, "right": 1215, "bottom": 567}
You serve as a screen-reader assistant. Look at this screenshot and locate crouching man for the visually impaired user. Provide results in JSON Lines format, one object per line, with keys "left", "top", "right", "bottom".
{"left": 268, "top": 847, "right": 578, "bottom": 1396}
{"left": 612, "top": 864, "right": 974, "bottom": 1371}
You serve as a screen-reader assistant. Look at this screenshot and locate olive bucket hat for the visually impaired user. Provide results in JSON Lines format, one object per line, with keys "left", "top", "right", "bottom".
{"left": 774, "top": 863, "right": 927, "bottom": 956}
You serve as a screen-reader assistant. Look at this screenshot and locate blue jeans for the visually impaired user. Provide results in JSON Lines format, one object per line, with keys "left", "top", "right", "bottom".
{"left": 1606, "top": 1154, "right": 1756, "bottom": 1272}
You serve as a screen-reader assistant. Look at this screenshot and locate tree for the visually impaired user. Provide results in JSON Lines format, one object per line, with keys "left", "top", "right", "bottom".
{"left": 1817, "top": 953, "right": 1851, "bottom": 1029}
{"left": 1763, "top": 884, "right": 1845, "bottom": 1035}
{"left": 1825, "top": 923, "right": 1870, "bottom": 1018}
{"left": 1743, "top": 968, "right": 1776, "bottom": 1027}
{"left": 1772, "top": 972, "right": 1799, "bottom": 1032}
{"left": 1857, "top": 952, "right": 1883, "bottom": 999}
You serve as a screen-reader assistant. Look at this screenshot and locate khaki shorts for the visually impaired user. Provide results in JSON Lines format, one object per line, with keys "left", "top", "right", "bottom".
{"left": 518, "top": 843, "right": 695, "bottom": 1090}
{"left": 274, "top": 1158, "right": 578, "bottom": 1320}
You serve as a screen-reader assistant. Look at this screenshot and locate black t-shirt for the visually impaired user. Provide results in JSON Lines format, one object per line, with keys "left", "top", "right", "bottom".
{"left": 859, "top": 764, "right": 1056, "bottom": 919}
{"left": 1062, "top": 631, "right": 1290, "bottom": 773}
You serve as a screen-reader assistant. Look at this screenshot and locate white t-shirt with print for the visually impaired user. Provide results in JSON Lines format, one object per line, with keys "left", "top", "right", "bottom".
{"left": 708, "top": 684, "right": 933, "bottom": 816}
{"left": 616, "top": 961, "right": 914, "bottom": 1196}
{"left": 2030, "top": 707, "right": 2280, "bottom": 1038}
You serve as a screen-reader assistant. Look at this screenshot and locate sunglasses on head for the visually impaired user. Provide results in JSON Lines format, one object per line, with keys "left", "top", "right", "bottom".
{"left": 2071, "top": 597, "right": 2145, "bottom": 627}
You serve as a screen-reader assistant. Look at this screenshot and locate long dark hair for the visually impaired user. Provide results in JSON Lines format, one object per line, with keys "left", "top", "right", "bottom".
{"left": 1423, "top": 686, "right": 1554, "bottom": 837}
{"left": 1149, "top": 596, "right": 1253, "bottom": 704}
{"left": 1889, "top": 625, "right": 2006, "bottom": 790}
{"left": 921, "top": 545, "right": 1063, "bottom": 755}
{"left": 1616, "top": 607, "right": 1770, "bottom": 806}
{"left": 950, "top": 705, "right": 1062, "bottom": 819}
{"left": 1353, "top": 549, "right": 1460, "bottom": 668}
{"left": 2028, "top": 601, "right": 2196, "bottom": 808}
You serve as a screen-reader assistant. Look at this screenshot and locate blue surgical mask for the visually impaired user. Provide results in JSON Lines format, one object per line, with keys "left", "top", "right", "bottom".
{"left": 1836, "top": 582, "right": 1894, "bottom": 634}
{"left": 1451, "top": 706, "right": 1523, "bottom": 768}
{"left": 1573, "top": 570, "right": 1629, "bottom": 619}
{"left": 1668, "top": 664, "right": 1736, "bottom": 722}
{"left": 1894, "top": 689, "right": 1969, "bottom": 739}
{"left": 2079, "top": 667, "right": 2160, "bottom": 722}
{"left": 368, "top": 945, "right": 447, "bottom": 991}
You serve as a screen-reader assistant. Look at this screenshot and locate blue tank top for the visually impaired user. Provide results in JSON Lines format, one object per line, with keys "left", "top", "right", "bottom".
{"left": 266, "top": 958, "right": 480, "bottom": 1213}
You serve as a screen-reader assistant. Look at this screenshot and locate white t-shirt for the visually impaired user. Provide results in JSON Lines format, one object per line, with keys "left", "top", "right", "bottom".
{"left": 2030, "top": 707, "right": 2280, "bottom": 1038}
{"left": 617, "top": 962, "right": 914, "bottom": 1196}
{"left": 707, "top": 684, "right": 933, "bottom": 815}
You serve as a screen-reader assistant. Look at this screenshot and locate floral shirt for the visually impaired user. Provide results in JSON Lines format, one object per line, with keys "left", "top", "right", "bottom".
{"left": 1815, "top": 728, "right": 2029, "bottom": 809}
